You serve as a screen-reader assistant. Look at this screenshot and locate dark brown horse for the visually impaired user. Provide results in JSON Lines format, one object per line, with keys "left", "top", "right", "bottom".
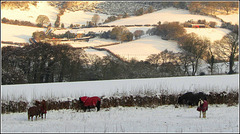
{"left": 33, "top": 100, "right": 47, "bottom": 119}
{"left": 40, "top": 100, "right": 47, "bottom": 118}
{"left": 28, "top": 106, "right": 41, "bottom": 121}
{"left": 79, "top": 96, "right": 101, "bottom": 112}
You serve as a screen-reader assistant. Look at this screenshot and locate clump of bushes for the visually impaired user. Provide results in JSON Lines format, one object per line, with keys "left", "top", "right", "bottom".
{"left": 99, "top": 26, "right": 133, "bottom": 42}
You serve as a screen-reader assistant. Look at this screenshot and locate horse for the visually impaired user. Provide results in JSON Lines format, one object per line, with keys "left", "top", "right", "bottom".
{"left": 33, "top": 100, "right": 47, "bottom": 119}
{"left": 40, "top": 100, "right": 47, "bottom": 118}
{"left": 79, "top": 96, "right": 101, "bottom": 112}
{"left": 178, "top": 92, "right": 207, "bottom": 107}
{"left": 28, "top": 106, "right": 41, "bottom": 121}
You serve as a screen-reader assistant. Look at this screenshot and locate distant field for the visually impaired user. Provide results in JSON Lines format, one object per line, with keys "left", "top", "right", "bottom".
{"left": 104, "top": 7, "right": 222, "bottom": 26}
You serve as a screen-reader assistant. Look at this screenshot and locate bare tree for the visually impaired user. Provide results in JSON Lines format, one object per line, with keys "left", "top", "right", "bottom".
{"left": 92, "top": 14, "right": 100, "bottom": 26}
{"left": 205, "top": 43, "right": 215, "bottom": 75}
{"left": 220, "top": 2, "right": 233, "bottom": 15}
{"left": 214, "top": 32, "right": 239, "bottom": 74}
{"left": 178, "top": 33, "right": 209, "bottom": 76}
{"left": 188, "top": 2, "right": 202, "bottom": 14}
{"left": 204, "top": 2, "right": 218, "bottom": 15}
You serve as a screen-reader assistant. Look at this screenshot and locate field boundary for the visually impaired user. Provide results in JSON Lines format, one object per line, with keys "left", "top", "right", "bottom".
{"left": 1, "top": 91, "right": 238, "bottom": 114}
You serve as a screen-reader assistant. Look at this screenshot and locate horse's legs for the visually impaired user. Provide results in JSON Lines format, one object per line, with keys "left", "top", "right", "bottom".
{"left": 203, "top": 112, "right": 206, "bottom": 118}
{"left": 97, "top": 101, "right": 101, "bottom": 111}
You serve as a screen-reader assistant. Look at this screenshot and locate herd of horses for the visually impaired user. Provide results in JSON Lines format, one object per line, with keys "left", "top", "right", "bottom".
{"left": 27, "top": 96, "right": 101, "bottom": 121}
{"left": 28, "top": 92, "right": 206, "bottom": 121}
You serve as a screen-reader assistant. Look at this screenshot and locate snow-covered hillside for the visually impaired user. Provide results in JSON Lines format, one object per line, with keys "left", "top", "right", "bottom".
{"left": 104, "top": 7, "right": 223, "bottom": 27}
{"left": 53, "top": 26, "right": 153, "bottom": 35}
{"left": 217, "top": 14, "right": 239, "bottom": 25}
{"left": 1, "top": 1, "right": 59, "bottom": 25}
{"left": 1, "top": 105, "right": 238, "bottom": 133}
{"left": 61, "top": 37, "right": 119, "bottom": 48}
{"left": 1, "top": 74, "right": 238, "bottom": 102}
{"left": 101, "top": 35, "right": 181, "bottom": 61}
{"left": 84, "top": 48, "right": 110, "bottom": 58}
{"left": 1, "top": 23, "right": 45, "bottom": 44}
{"left": 185, "top": 28, "right": 231, "bottom": 42}
{"left": 60, "top": 10, "right": 110, "bottom": 28}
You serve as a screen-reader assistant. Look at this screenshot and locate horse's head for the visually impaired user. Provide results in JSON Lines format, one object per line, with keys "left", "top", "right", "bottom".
{"left": 34, "top": 100, "right": 41, "bottom": 107}
{"left": 177, "top": 96, "right": 183, "bottom": 104}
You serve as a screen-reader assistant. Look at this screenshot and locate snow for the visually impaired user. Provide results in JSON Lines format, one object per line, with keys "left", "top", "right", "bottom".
{"left": 1, "top": 74, "right": 238, "bottom": 103}
{"left": 104, "top": 7, "right": 222, "bottom": 27}
{"left": 217, "top": 14, "right": 239, "bottom": 25}
{"left": 53, "top": 26, "right": 153, "bottom": 35}
{"left": 1, "top": 105, "right": 238, "bottom": 133}
{"left": 185, "top": 28, "right": 231, "bottom": 42}
{"left": 61, "top": 37, "right": 119, "bottom": 48}
{"left": 100, "top": 35, "right": 181, "bottom": 61}
{"left": 1, "top": 43, "right": 21, "bottom": 48}
{"left": 1, "top": 23, "right": 45, "bottom": 44}
{"left": 61, "top": 10, "right": 110, "bottom": 28}
{"left": 1, "top": 1, "right": 59, "bottom": 25}
{"left": 84, "top": 48, "right": 109, "bottom": 58}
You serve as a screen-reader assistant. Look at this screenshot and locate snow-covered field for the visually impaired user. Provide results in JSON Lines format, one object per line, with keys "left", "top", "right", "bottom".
{"left": 53, "top": 26, "right": 153, "bottom": 35}
{"left": 1, "top": 1, "right": 59, "bottom": 25}
{"left": 61, "top": 37, "right": 119, "bottom": 48}
{"left": 1, "top": 104, "right": 238, "bottom": 133}
{"left": 217, "top": 14, "right": 239, "bottom": 25}
{"left": 84, "top": 48, "right": 110, "bottom": 58}
{"left": 104, "top": 7, "right": 222, "bottom": 27}
{"left": 61, "top": 10, "right": 110, "bottom": 28}
{"left": 185, "top": 28, "right": 231, "bottom": 42}
{"left": 1, "top": 74, "right": 238, "bottom": 103}
{"left": 1, "top": 23, "right": 45, "bottom": 44}
{"left": 101, "top": 35, "right": 182, "bottom": 61}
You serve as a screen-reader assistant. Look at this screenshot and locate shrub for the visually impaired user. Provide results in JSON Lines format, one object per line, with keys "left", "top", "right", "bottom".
{"left": 155, "top": 22, "right": 186, "bottom": 40}
{"left": 133, "top": 30, "right": 144, "bottom": 39}
{"left": 209, "top": 21, "right": 216, "bottom": 28}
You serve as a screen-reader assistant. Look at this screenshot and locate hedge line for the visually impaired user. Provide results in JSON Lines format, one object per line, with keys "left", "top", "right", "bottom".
{"left": 1, "top": 91, "right": 238, "bottom": 114}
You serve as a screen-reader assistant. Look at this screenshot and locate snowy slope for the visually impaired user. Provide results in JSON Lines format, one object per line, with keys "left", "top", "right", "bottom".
{"left": 101, "top": 35, "right": 181, "bottom": 61}
{"left": 1, "top": 74, "right": 238, "bottom": 102}
{"left": 1, "top": 105, "right": 238, "bottom": 133}
{"left": 61, "top": 10, "right": 110, "bottom": 28}
{"left": 1, "top": 1, "right": 59, "bottom": 25}
{"left": 61, "top": 37, "right": 119, "bottom": 48}
{"left": 185, "top": 28, "right": 231, "bottom": 42}
{"left": 104, "top": 7, "right": 222, "bottom": 27}
{"left": 53, "top": 26, "right": 153, "bottom": 35}
{"left": 84, "top": 48, "right": 110, "bottom": 58}
{"left": 1, "top": 23, "right": 45, "bottom": 43}
{"left": 217, "top": 14, "right": 239, "bottom": 25}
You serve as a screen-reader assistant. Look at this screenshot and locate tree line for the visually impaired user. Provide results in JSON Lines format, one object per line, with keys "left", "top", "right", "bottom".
{"left": 1, "top": 42, "right": 185, "bottom": 85}
{"left": 1, "top": 17, "right": 40, "bottom": 28}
